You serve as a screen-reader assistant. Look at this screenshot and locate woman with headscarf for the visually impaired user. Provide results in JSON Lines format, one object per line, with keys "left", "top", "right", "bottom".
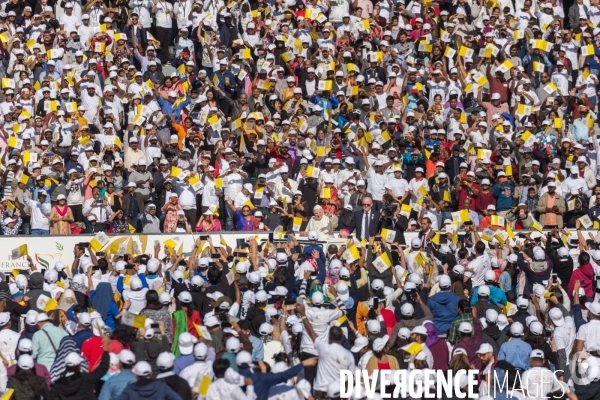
{"left": 49, "top": 336, "right": 90, "bottom": 384}
{"left": 69, "top": 275, "right": 90, "bottom": 308}
{"left": 91, "top": 282, "right": 121, "bottom": 331}
{"left": 172, "top": 291, "right": 202, "bottom": 356}
{"left": 0, "top": 282, "right": 29, "bottom": 333}
{"left": 56, "top": 289, "right": 78, "bottom": 320}
{"left": 424, "top": 321, "right": 449, "bottom": 372}
{"left": 141, "top": 290, "right": 174, "bottom": 343}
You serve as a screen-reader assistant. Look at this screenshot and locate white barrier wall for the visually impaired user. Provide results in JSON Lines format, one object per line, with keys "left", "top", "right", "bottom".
{"left": 0, "top": 232, "right": 348, "bottom": 273}
{"left": 0, "top": 230, "right": 586, "bottom": 273}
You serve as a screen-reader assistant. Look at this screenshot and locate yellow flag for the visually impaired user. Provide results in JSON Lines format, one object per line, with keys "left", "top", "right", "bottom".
{"left": 10, "top": 245, "right": 28, "bottom": 260}
{"left": 347, "top": 244, "right": 360, "bottom": 261}
{"left": 43, "top": 299, "right": 58, "bottom": 312}
{"left": 128, "top": 224, "right": 136, "bottom": 234}
{"left": 506, "top": 223, "right": 515, "bottom": 239}
{"left": 198, "top": 375, "right": 212, "bottom": 396}
{"left": 554, "top": 118, "right": 563, "bottom": 129}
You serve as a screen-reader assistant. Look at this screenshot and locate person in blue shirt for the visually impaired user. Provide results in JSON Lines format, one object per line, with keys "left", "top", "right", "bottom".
{"left": 116, "top": 273, "right": 149, "bottom": 295}
{"left": 210, "top": 60, "right": 237, "bottom": 114}
{"left": 98, "top": 350, "right": 137, "bottom": 400}
{"left": 470, "top": 270, "right": 508, "bottom": 306}
{"left": 498, "top": 321, "right": 532, "bottom": 370}
{"left": 308, "top": 91, "right": 339, "bottom": 117}
{"left": 427, "top": 275, "right": 461, "bottom": 335}
{"left": 173, "top": 332, "right": 196, "bottom": 374}
{"left": 571, "top": 105, "right": 597, "bottom": 142}
{"left": 91, "top": 282, "right": 121, "bottom": 331}
{"left": 237, "top": 350, "right": 317, "bottom": 400}
{"left": 32, "top": 176, "right": 52, "bottom": 203}
{"left": 71, "top": 312, "right": 94, "bottom": 350}
{"left": 155, "top": 90, "right": 191, "bottom": 124}
{"left": 65, "top": 152, "right": 85, "bottom": 174}
{"left": 424, "top": 129, "right": 440, "bottom": 153}
{"left": 492, "top": 174, "right": 515, "bottom": 213}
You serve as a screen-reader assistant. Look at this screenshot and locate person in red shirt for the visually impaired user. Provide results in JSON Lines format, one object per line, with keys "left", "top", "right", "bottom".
{"left": 457, "top": 171, "right": 480, "bottom": 211}
{"left": 438, "top": 131, "right": 453, "bottom": 154}
{"left": 475, "top": 179, "right": 497, "bottom": 215}
{"left": 81, "top": 319, "right": 106, "bottom": 371}
{"left": 318, "top": 178, "right": 341, "bottom": 217}
{"left": 478, "top": 204, "right": 505, "bottom": 230}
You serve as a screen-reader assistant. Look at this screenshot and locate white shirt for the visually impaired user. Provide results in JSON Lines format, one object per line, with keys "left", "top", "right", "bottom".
{"left": 590, "top": 5, "right": 600, "bottom": 27}
{"left": 233, "top": 192, "right": 251, "bottom": 209}
{"left": 80, "top": 91, "right": 101, "bottom": 124}
{"left": 224, "top": 173, "right": 244, "bottom": 200}
{"left": 82, "top": 198, "right": 113, "bottom": 223}
{"left": 0, "top": 329, "right": 19, "bottom": 361}
{"left": 59, "top": 13, "right": 79, "bottom": 34}
{"left": 175, "top": 182, "right": 197, "bottom": 210}
{"left": 122, "top": 288, "right": 149, "bottom": 314}
{"left": 426, "top": 80, "right": 448, "bottom": 105}
{"left": 180, "top": 360, "right": 214, "bottom": 389}
{"left": 407, "top": 177, "right": 430, "bottom": 205}
{"left": 385, "top": 177, "right": 409, "bottom": 198}
{"left": 173, "top": 0, "right": 192, "bottom": 29}
{"left": 553, "top": 316, "right": 576, "bottom": 366}
{"left": 468, "top": 254, "right": 491, "bottom": 288}
{"left": 23, "top": 195, "right": 51, "bottom": 231}
{"left": 562, "top": 176, "right": 589, "bottom": 195}
{"left": 300, "top": 305, "right": 343, "bottom": 355}
{"left": 576, "top": 74, "right": 598, "bottom": 99}
{"left": 367, "top": 167, "right": 389, "bottom": 201}
{"left": 576, "top": 319, "right": 600, "bottom": 352}
{"left": 313, "top": 338, "right": 356, "bottom": 392}
{"left": 154, "top": 0, "right": 173, "bottom": 28}
{"left": 274, "top": 178, "right": 299, "bottom": 204}
{"left": 561, "top": 40, "right": 580, "bottom": 70}
{"left": 206, "top": 378, "right": 256, "bottom": 400}
{"left": 551, "top": 70, "right": 569, "bottom": 95}
{"left": 202, "top": 179, "right": 219, "bottom": 207}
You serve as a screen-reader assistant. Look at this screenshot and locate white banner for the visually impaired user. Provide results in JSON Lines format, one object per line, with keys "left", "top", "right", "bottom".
{"left": 0, "top": 230, "right": 591, "bottom": 273}
{"left": 0, "top": 233, "right": 344, "bottom": 273}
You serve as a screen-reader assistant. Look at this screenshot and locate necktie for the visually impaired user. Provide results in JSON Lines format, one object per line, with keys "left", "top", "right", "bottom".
{"left": 363, "top": 212, "right": 370, "bottom": 239}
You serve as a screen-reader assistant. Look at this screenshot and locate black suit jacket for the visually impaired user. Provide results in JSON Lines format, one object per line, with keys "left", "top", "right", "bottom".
{"left": 123, "top": 25, "right": 148, "bottom": 52}
{"left": 348, "top": 209, "right": 381, "bottom": 240}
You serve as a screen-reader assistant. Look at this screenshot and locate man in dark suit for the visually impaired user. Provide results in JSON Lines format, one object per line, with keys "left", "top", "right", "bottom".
{"left": 444, "top": 145, "right": 466, "bottom": 183}
{"left": 123, "top": 14, "right": 148, "bottom": 54}
{"left": 348, "top": 197, "right": 381, "bottom": 241}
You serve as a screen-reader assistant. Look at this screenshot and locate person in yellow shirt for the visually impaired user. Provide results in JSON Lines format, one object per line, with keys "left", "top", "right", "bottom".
{"left": 75, "top": 106, "right": 90, "bottom": 137}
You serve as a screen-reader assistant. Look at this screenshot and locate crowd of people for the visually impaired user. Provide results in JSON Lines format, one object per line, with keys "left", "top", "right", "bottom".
{"left": 3, "top": 0, "right": 600, "bottom": 398}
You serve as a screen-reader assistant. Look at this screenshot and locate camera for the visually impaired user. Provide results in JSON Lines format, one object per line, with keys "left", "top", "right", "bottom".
{"left": 382, "top": 195, "right": 396, "bottom": 218}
